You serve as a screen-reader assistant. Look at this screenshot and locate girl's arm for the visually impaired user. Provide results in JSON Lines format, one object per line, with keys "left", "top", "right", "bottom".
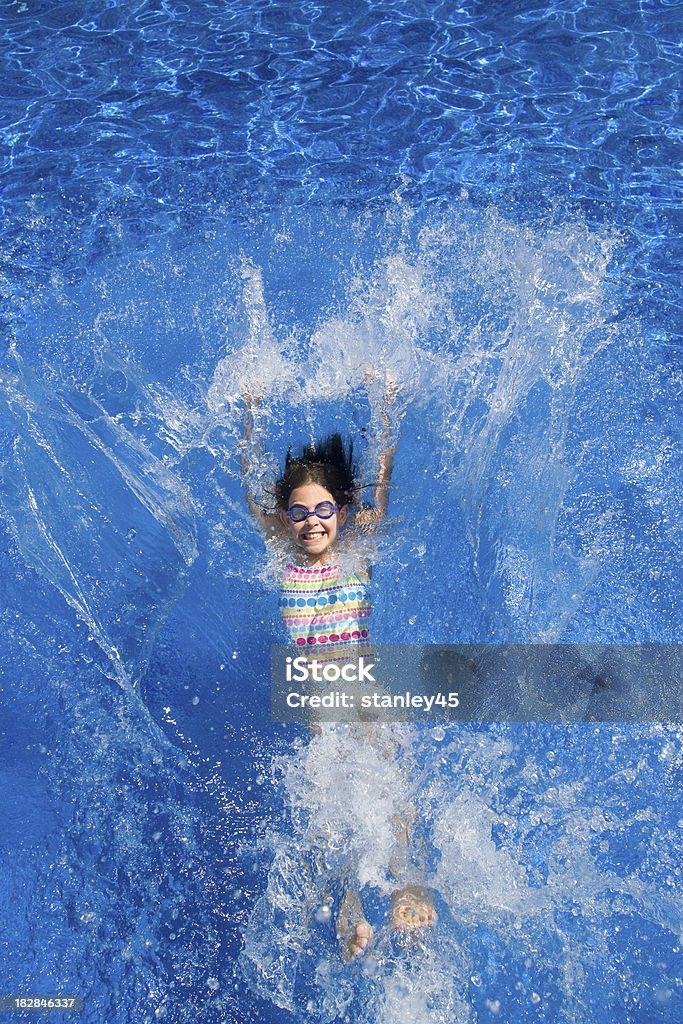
{"left": 241, "top": 392, "right": 284, "bottom": 538}
{"left": 355, "top": 374, "right": 403, "bottom": 530}
{"left": 372, "top": 375, "right": 401, "bottom": 518}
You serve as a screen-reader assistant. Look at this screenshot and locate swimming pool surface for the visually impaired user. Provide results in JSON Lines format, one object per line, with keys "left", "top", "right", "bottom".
{"left": 0, "top": 2, "right": 681, "bottom": 1022}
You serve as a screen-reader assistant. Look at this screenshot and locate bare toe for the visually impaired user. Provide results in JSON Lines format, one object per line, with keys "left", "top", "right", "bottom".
{"left": 390, "top": 886, "right": 438, "bottom": 934}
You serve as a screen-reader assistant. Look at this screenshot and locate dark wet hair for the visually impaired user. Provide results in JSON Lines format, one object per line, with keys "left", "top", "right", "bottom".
{"left": 274, "top": 433, "right": 357, "bottom": 510}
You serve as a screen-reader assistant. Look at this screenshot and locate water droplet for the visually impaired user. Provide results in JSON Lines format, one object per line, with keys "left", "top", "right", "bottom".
{"left": 106, "top": 370, "right": 127, "bottom": 395}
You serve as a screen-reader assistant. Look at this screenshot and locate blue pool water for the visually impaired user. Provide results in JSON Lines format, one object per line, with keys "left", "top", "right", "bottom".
{"left": 0, "top": 2, "right": 681, "bottom": 1022}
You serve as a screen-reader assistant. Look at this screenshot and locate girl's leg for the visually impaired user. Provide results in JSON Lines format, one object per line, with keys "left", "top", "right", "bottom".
{"left": 385, "top": 744, "right": 438, "bottom": 934}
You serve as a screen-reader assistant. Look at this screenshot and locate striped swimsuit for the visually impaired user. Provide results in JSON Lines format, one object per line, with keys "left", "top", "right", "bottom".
{"left": 279, "top": 562, "right": 371, "bottom": 658}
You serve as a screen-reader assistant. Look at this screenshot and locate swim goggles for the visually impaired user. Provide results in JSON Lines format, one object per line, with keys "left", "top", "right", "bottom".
{"left": 285, "top": 501, "right": 339, "bottom": 523}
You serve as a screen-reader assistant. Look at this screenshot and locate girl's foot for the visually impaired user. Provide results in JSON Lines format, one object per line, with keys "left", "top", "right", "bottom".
{"left": 390, "top": 886, "right": 438, "bottom": 933}
{"left": 336, "top": 889, "right": 373, "bottom": 964}
{"left": 344, "top": 920, "right": 373, "bottom": 962}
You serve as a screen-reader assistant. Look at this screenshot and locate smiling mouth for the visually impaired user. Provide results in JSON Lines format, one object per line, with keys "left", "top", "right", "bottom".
{"left": 302, "top": 532, "right": 325, "bottom": 541}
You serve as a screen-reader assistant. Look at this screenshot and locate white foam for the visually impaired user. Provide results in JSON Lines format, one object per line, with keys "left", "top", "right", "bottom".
{"left": 280, "top": 723, "right": 418, "bottom": 893}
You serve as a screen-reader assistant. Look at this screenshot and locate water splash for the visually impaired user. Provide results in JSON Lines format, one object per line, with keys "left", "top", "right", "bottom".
{"left": 7, "top": 198, "right": 627, "bottom": 648}
{"left": 2, "top": 198, "right": 680, "bottom": 1024}
{"left": 242, "top": 719, "right": 682, "bottom": 1023}
{"left": 0, "top": 347, "right": 197, "bottom": 686}
{"left": 201, "top": 202, "right": 621, "bottom": 638}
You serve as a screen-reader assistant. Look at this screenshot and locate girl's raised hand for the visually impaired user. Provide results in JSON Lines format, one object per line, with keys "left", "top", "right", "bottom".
{"left": 242, "top": 388, "right": 262, "bottom": 410}
{"left": 362, "top": 367, "right": 403, "bottom": 399}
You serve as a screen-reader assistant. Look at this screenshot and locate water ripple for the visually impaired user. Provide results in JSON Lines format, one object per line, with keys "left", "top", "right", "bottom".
{"left": 0, "top": 0, "right": 679, "bottom": 339}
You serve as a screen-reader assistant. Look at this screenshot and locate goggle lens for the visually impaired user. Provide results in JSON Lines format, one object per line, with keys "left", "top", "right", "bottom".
{"left": 286, "top": 501, "right": 338, "bottom": 523}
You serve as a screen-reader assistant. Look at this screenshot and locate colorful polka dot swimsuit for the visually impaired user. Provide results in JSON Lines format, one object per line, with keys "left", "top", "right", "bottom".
{"left": 279, "top": 562, "right": 371, "bottom": 657}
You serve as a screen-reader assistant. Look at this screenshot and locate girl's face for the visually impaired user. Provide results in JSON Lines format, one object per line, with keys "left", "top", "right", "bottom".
{"left": 280, "top": 482, "right": 348, "bottom": 565}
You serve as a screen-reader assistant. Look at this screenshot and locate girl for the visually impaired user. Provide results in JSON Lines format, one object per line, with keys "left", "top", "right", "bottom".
{"left": 241, "top": 377, "right": 436, "bottom": 963}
